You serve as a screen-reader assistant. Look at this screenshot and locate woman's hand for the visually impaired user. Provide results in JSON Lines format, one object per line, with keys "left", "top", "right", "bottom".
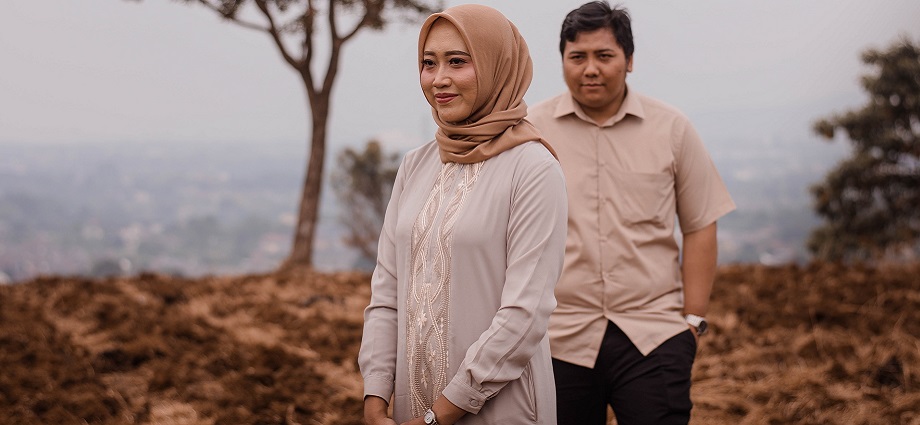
{"left": 364, "top": 396, "right": 397, "bottom": 425}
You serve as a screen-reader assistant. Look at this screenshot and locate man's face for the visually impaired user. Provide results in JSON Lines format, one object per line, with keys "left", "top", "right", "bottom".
{"left": 562, "top": 28, "right": 633, "bottom": 122}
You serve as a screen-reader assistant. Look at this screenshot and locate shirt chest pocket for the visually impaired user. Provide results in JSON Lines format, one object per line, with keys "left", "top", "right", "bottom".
{"left": 610, "top": 170, "right": 674, "bottom": 226}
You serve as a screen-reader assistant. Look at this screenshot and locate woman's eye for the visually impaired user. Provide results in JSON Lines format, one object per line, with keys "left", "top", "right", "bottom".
{"left": 448, "top": 57, "right": 468, "bottom": 66}
{"left": 422, "top": 59, "right": 435, "bottom": 67}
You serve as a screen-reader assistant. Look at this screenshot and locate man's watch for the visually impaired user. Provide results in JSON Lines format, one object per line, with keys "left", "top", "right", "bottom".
{"left": 685, "top": 314, "right": 708, "bottom": 336}
{"left": 424, "top": 408, "right": 439, "bottom": 425}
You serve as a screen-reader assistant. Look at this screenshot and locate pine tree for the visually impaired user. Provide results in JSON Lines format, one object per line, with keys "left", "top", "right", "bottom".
{"left": 810, "top": 36, "right": 920, "bottom": 262}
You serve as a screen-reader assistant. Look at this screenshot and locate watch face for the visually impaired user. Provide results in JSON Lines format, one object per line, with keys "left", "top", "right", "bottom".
{"left": 424, "top": 409, "right": 435, "bottom": 424}
{"left": 697, "top": 320, "right": 708, "bottom": 335}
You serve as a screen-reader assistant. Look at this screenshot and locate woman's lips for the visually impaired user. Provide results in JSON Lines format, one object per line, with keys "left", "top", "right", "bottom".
{"left": 435, "top": 93, "right": 457, "bottom": 104}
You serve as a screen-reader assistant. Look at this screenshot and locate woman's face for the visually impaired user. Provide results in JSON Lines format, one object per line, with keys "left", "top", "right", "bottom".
{"left": 421, "top": 19, "right": 478, "bottom": 124}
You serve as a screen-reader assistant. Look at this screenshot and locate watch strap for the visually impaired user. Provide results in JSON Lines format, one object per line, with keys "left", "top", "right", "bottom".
{"left": 424, "top": 408, "right": 439, "bottom": 425}
{"left": 685, "top": 314, "right": 704, "bottom": 327}
{"left": 685, "top": 314, "right": 708, "bottom": 335}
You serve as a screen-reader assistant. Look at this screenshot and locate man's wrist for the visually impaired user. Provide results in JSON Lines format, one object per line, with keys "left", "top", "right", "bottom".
{"left": 685, "top": 313, "right": 708, "bottom": 336}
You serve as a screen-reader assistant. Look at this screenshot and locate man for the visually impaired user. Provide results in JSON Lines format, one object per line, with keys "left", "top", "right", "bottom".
{"left": 527, "top": 2, "right": 736, "bottom": 424}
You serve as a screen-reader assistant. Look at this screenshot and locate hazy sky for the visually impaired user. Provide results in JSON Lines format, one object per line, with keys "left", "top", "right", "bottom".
{"left": 2, "top": 0, "right": 919, "bottom": 153}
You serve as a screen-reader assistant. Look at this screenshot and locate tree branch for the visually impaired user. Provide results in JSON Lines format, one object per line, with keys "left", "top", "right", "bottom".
{"left": 302, "top": 0, "right": 317, "bottom": 95}
{"left": 342, "top": 0, "right": 379, "bottom": 43}
{"left": 320, "top": 0, "right": 347, "bottom": 95}
{"left": 195, "top": 0, "right": 268, "bottom": 32}
{"left": 253, "top": 0, "right": 303, "bottom": 73}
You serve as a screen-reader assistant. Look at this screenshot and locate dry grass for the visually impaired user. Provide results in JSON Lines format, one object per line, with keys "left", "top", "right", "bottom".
{"left": 1, "top": 263, "right": 918, "bottom": 424}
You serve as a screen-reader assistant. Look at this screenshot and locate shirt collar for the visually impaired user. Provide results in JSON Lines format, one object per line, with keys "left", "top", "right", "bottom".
{"left": 552, "top": 85, "right": 645, "bottom": 127}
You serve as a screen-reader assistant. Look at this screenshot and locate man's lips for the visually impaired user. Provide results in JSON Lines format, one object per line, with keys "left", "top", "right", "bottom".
{"left": 435, "top": 93, "right": 458, "bottom": 104}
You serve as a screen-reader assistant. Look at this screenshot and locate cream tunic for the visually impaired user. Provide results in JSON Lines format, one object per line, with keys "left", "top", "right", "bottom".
{"left": 359, "top": 140, "right": 567, "bottom": 424}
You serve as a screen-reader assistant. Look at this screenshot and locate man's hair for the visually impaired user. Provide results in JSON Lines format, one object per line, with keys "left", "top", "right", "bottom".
{"left": 559, "top": 1, "right": 634, "bottom": 59}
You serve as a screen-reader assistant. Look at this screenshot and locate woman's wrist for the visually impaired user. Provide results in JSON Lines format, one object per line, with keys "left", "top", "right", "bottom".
{"left": 364, "top": 395, "right": 390, "bottom": 422}
{"left": 431, "top": 395, "right": 467, "bottom": 425}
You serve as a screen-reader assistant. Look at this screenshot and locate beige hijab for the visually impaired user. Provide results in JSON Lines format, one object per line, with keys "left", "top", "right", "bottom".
{"left": 418, "top": 4, "right": 557, "bottom": 164}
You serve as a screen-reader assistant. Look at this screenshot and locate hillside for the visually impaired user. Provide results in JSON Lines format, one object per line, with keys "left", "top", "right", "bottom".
{"left": 0, "top": 137, "right": 844, "bottom": 282}
{"left": 1, "top": 263, "right": 918, "bottom": 424}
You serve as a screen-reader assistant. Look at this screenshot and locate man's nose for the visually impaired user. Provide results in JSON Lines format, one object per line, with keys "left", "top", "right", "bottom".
{"left": 584, "top": 59, "right": 600, "bottom": 77}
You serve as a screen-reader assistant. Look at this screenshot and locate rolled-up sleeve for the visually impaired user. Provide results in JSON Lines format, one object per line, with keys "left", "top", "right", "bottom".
{"left": 442, "top": 151, "right": 568, "bottom": 413}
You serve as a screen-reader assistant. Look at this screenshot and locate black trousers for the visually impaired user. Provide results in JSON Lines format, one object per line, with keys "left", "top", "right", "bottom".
{"left": 553, "top": 321, "right": 696, "bottom": 425}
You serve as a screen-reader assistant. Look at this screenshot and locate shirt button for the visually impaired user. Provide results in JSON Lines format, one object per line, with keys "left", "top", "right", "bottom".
{"left": 470, "top": 399, "right": 480, "bottom": 407}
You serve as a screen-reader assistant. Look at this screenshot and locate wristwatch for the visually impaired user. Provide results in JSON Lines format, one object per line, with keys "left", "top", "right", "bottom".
{"left": 424, "top": 408, "right": 439, "bottom": 425}
{"left": 685, "top": 314, "right": 708, "bottom": 336}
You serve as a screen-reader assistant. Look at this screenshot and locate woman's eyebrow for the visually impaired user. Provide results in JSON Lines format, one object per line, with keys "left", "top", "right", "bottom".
{"left": 423, "top": 50, "right": 472, "bottom": 57}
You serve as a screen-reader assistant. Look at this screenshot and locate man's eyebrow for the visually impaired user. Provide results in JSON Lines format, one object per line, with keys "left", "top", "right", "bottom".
{"left": 567, "top": 48, "right": 616, "bottom": 54}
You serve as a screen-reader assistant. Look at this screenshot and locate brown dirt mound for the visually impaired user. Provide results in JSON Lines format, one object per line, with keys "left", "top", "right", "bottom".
{"left": 1, "top": 263, "right": 918, "bottom": 424}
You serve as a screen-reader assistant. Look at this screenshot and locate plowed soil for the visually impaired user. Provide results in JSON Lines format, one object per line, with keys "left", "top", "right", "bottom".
{"left": 1, "top": 263, "right": 918, "bottom": 424}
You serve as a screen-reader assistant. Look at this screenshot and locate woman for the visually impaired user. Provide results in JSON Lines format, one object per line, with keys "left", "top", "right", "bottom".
{"left": 358, "top": 4, "right": 566, "bottom": 425}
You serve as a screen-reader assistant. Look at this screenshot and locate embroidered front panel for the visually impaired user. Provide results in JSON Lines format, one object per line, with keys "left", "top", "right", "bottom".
{"left": 407, "top": 161, "right": 484, "bottom": 417}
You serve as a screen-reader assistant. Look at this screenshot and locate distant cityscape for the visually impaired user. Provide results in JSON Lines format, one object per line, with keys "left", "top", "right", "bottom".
{"left": 0, "top": 136, "right": 848, "bottom": 283}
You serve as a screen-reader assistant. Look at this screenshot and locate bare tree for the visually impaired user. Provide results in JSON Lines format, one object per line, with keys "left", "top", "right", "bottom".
{"left": 135, "top": 0, "right": 439, "bottom": 269}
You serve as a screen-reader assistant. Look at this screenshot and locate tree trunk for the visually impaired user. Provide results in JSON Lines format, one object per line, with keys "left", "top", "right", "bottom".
{"left": 282, "top": 92, "right": 329, "bottom": 270}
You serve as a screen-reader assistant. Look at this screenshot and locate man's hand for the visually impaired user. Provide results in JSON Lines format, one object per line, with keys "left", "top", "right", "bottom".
{"left": 688, "top": 324, "right": 700, "bottom": 345}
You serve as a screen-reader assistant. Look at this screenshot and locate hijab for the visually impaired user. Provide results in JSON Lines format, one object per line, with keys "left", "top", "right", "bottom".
{"left": 418, "top": 4, "right": 557, "bottom": 164}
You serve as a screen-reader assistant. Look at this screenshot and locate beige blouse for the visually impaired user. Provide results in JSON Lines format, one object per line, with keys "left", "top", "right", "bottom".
{"left": 359, "top": 140, "right": 567, "bottom": 424}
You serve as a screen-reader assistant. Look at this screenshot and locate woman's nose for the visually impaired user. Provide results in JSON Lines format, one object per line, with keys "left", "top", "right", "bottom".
{"left": 433, "top": 77, "right": 450, "bottom": 88}
{"left": 433, "top": 67, "right": 450, "bottom": 88}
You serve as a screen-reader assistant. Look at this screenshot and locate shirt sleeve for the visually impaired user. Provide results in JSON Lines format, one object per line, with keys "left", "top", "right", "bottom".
{"left": 441, "top": 148, "right": 568, "bottom": 414}
{"left": 357, "top": 157, "right": 408, "bottom": 402}
{"left": 673, "top": 120, "right": 736, "bottom": 233}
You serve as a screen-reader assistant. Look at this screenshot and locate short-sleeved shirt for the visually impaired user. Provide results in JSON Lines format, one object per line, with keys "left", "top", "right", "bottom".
{"left": 528, "top": 88, "right": 736, "bottom": 366}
